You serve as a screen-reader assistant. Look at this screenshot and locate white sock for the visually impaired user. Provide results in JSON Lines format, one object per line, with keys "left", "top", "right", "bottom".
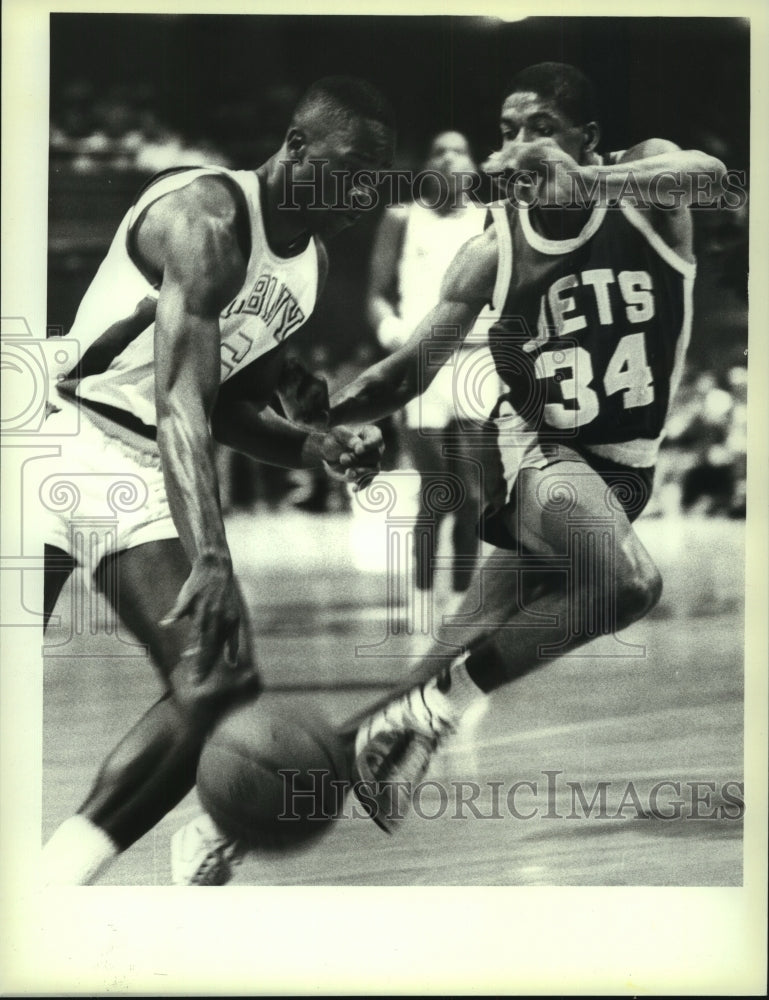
{"left": 422, "top": 653, "right": 486, "bottom": 728}
{"left": 42, "top": 815, "right": 119, "bottom": 886}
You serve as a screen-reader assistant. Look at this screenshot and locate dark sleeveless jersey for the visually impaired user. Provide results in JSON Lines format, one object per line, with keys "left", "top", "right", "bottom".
{"left": 489, "top": 200, "right": 695, "bottom": 468}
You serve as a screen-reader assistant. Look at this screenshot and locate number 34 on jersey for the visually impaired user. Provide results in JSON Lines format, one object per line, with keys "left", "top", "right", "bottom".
{"left": 524, "top": 267, "right": 658, "bottom": 431}
{"left": 535, "top": 332, "right": 654, "bottom": 429}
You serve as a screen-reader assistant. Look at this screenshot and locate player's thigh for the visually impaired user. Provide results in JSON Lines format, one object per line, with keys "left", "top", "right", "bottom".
{"left": 93, "top": 539, "right": 253, "bottom": 672}
{"left": 93, "top": 538, "right": 191, "bottom": 680}
{"left": 506, "top": 455, "right": 662, "bottom": 617}
{"left": 93, "top": 539, "right": 260, "bottom": 712}
{"left": 507, "top": 456, "right": 634, "bottom": 555}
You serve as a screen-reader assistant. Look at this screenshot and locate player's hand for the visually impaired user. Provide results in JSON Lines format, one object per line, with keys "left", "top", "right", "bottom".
{"left": 482, "top": 139, "right": 580, "bottom": 205}
{"left": 316, "top": 424, "right": 385, "bottom": 491}
{"left": 160, "top": 552, "right": 241, "bottom": 682}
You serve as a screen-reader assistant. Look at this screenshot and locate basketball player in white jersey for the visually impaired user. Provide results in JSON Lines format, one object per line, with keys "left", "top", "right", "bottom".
{"left": 41, "top": 77, "right": 393, "bottom": 884}
{"left": 328, "top": 63, "right": 727, "bottom": 832}
{"left": 368, "top": 131, "right": 495, "bottom": 595}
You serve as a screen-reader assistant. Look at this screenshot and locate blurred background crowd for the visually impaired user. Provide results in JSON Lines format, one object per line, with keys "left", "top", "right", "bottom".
{"left": 47, "top": 14, "right": 749, "bottom": 521}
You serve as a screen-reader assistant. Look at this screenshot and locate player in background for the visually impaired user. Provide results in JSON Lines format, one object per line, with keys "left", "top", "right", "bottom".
{"left": 41, "top": 77, "right": 392, "bottom": 884}
{"left": 367, "top": 131, "right": 493, "bottom": 596}
{"left": 329, "top": 62, "right": 727, "bottom": 831}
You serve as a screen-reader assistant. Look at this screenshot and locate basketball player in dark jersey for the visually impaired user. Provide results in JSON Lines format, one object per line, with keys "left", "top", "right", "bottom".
{"left": 41, "top": 77, "right": 392, "bottom": 883}
{"left": 328, "top": 63, "right": 727, "bottom": 832}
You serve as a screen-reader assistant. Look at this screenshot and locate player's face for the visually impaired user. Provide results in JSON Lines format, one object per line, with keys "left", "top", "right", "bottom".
{"left": 425, "top": 131, "right": 475, "bottom": 180}
{"left": 299, "top": 118, "right": 395, "bottom": 238}
{"left": 499, "top": 91, "right": 589, "bottom": 163}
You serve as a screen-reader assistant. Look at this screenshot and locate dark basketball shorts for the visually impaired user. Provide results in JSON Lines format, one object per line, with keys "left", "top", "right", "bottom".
{"left": 478, "top": 405, "right": 655, "bottom": 552}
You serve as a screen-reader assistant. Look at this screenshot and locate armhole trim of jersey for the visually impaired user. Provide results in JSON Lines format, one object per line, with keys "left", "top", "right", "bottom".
{"left": 663, "top": 266, "right": 696, "bottom": 435}
{"left": 487, "top": 202, "right": 513, "bottom": 313}
{"left": 620, "top": 203, "right": 696, "bottom": 278}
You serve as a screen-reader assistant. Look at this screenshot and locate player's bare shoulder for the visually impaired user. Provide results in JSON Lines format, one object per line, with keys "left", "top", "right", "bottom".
{"left": 440, "top": 224, "right": 498, "bottom": 306}
{"left": 616, "top": 139, "right": 695, "bottom": 264}
{"left": 135, "top": 174, "right": 248, "bottom": 307}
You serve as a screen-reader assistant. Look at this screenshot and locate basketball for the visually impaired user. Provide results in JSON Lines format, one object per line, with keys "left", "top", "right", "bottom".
{"left": 196, "top": 698, "right": 350, "bottom": 851}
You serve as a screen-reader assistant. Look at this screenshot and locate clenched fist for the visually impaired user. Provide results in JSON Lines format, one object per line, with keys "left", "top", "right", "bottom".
{"left": 307, "top": 424, "right": 385, "bottom": 491}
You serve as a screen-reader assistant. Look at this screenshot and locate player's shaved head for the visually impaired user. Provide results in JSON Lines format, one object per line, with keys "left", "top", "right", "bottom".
{"left": 507, "top": 62, "right": 598, "bottom": 127}
{"left": 281, "top": 76, "right": 395, "bottom": 239}
{"left": 292, "top": 76, "right": 395, "bottom": 138}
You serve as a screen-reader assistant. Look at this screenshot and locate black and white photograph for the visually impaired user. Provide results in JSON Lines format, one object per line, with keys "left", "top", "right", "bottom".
{"left": 1, "top": 1, "right": 767, "bottom": 994}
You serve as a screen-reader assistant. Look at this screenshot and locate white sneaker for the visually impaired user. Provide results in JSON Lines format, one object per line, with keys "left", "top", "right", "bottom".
{"left": 352, "top": 672, "right": 459, "bottom": 834}
{"left": 171, "top": 813, "right": 245, "bottom": 885}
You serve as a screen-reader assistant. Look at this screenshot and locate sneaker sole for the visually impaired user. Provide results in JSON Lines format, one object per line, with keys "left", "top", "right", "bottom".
{"left": 353, "top": 729, "right": 436, "bottom": 834}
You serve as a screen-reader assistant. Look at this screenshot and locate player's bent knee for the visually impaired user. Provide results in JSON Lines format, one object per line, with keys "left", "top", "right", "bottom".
{"left": 614, "top": 560, "right": 663, "bottom": 629}
{"left": 172, "top": 653, "right": 263, "bottom": 729}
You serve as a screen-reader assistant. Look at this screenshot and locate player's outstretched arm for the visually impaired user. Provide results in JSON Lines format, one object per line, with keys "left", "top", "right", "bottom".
{"left": 485, "top": 137, "right": 726, "bottom": 209}
{"left": 329, "top": 227, "right": 497, "bottom": 426}
{"left": 140, "top": 183, "right": 246, "bottom": 679}
{"left": 585, "top": 137, "right": 727, "bottom": 207}
{"left": 213, "top": 397, "right": 383, "bottom": 488}
{"left": 212, "top": 338, "right": 383, "bottom": 485}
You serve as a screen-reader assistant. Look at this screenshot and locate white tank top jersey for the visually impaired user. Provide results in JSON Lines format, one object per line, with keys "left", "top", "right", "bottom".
{"left": 390, "top": 201, "right": 499, "bottom": 429}
{"left": 397, "top": 201, "right": 486, "bottom": 329}
{"left": 57, "top": 167, "right": 319, "bottom": 437}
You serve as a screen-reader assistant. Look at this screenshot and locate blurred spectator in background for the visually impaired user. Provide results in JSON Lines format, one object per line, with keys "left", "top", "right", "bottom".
{"left": 50, "top": 80, "right": 104, "bottom": 171}
{"left": 656, "top": 367, "right": 747, "bottom": 518}
{"left": 686, "top": 125, "right": 748, "bottom": 300}
{"left": 366, "top": 131, "right": 495, "bottom": 594}
{"left": 50, "top": 80, "right": 98, "bottom": 149}
{"left": 722, "top": 365, "right": 747, "bottom": 518}
{"left": 213, "top": 84, "right": 302, "bottom": 167}
{"left": 50, "top": 80, "right": 228, "bottom": 172}
{"left": 134, "top": 113, "right": 229, "bottom": 172}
